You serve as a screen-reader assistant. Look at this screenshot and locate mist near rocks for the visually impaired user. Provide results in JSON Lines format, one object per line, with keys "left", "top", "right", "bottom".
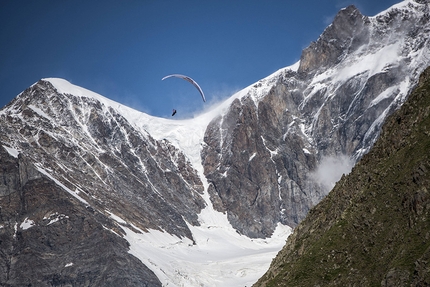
{"left": 311, "top": 155, "right": 354, "bottom": 192}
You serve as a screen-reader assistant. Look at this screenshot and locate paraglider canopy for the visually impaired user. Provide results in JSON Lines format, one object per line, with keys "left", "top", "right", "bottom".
{"left": 162, "top": 74, "right": 206, "bottom": 102}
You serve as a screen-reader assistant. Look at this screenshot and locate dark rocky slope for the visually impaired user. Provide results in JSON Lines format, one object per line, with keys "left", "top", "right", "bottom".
{"left": 254, "top": 66, "right": 430, "bottom": 286}
{"left": 0, "top": 146, "right": 162, "bottom": 286}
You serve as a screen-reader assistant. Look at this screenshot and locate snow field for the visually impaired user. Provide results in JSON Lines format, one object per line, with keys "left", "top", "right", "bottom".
{"left": 118, "top": 210, "right": 291, "bottom": 287}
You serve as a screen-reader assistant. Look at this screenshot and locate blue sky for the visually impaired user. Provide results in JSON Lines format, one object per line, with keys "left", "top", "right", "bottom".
{"left": 0, "top": 0, "right": 401, "bottom": 118}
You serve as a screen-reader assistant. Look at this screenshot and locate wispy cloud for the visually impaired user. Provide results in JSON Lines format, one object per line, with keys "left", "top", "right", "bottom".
{"left": 311, "top": 154, "right": 354, "bottom": 192}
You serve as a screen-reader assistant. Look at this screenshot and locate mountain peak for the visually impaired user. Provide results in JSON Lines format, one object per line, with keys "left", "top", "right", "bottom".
{"left": 43, "top": 78, "right": 99, "bottom": 98}
{"left": 298, "top": 5, "right": 366, "bottom": 75}
{"left": 41, "top": 78, "right": 141, "bottom": 119}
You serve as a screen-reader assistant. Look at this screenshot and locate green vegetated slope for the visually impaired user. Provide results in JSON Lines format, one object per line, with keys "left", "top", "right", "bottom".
{"left": 254, "top": 66, "right": 430, "bottom": 287}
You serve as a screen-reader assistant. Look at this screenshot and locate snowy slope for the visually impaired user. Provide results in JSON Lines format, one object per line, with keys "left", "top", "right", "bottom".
{"left": 41, "top": 63, "right": 300, "bottom": 286}
{"left": 42, "top": 76, "right": 296, "bottom": 286}
{"left": 44, "top": 59, "right": 300, "bottom": 187}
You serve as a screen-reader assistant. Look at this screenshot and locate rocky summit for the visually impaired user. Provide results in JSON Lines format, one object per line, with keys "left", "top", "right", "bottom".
{"left": 202, "top": 0, "right": 430, "bottom": 238}
{"left": 1, "top": 1, "right": 430, "bottom": 286}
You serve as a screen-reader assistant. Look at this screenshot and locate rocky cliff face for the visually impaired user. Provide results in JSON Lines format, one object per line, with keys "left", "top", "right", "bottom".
{"left": 203, "top": 0, "right": 430, "bottom": 238}
{"left": 1, "top": 80, "right": 206, "bottom": 241}
{"left": 253, "top": 65, "right": 430, "bottom": 287}
{"left": 1, "top": 1, "right": 430, "bottom": 286}
{"left": 0, "top": 145, "right": 162, "bottom": 286}
{"left": 0, "top": 80, "right": 207, "bottom": 286}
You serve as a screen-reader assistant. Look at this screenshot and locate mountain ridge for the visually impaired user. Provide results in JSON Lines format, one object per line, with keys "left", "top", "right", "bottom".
{"left": 1, "top": 1, "right": 430, "bottom": 286}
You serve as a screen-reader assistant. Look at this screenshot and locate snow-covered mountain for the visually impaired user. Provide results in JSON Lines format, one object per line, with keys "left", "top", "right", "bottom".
{"left": 202, "top": 0, "right": 430, "bottom": 238}
{"left": 0, "top": 1, "right": 429, "bottom": 286}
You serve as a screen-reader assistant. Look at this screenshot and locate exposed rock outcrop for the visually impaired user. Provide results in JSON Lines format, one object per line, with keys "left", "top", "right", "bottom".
{"left": 253, "top": 65, "right": 430, "bottom": 287}
{"left": 202, "top": 0, "right": 430, "bottom": 238}
{"left": 0, "top": 146, "right": 162, "bottom": 286}
{"left": 0, "top": 80, "right": 206, "bottom": 241}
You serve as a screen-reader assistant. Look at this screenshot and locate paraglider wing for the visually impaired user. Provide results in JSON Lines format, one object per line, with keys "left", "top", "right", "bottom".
{"left": 162, "top": 74, "right": 206, "bottom": 102}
